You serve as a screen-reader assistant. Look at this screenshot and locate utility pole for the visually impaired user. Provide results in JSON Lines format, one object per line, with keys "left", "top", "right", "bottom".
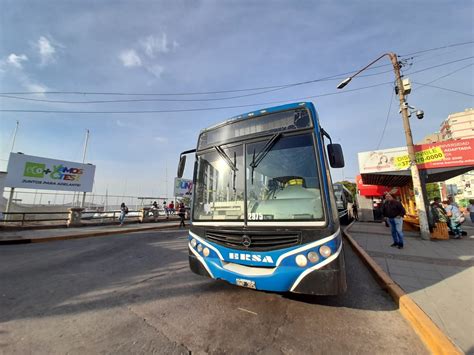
{"left": 10, "top": 120, "right": 19, "bottom": 153}
{"left": 4, "top": 121, "right": 20, "bottom": 222}
{"left": 337, "top": 52, "right": 431, "bottom": 240}
{"left": 80, "top": 129, "right": 90, "bottom": 208}
{"left": 388, "top": 53, "right": 430, "bottom": 240}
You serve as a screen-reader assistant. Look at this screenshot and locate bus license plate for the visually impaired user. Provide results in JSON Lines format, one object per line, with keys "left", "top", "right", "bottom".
{"left": 236, "top": 279, "right": 256, "bottom": 289}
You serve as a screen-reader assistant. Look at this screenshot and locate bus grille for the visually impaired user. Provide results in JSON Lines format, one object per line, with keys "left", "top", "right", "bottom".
{"left": 205, "top": 231, "right": 300, "bottom": 251}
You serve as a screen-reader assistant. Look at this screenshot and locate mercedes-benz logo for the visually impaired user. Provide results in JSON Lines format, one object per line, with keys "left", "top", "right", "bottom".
{"left": 242, "top": 235, "right": 252, "bottom": 248}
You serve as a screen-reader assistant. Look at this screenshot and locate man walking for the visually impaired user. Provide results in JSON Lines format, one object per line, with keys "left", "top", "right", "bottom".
{"left": 382, "top": 193, "right": 406, "bottom": 249}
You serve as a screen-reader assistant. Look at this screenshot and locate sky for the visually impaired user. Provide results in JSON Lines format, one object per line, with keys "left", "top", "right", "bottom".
{"left": 0, "top": 0, "right": 473, "bottom": 199}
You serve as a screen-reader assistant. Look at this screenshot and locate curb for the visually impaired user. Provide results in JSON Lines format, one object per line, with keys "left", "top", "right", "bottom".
{"left": 0, "top": 224, "right": 188, "bottom": 245}
{"left": 343, "top": 221, "right": 461, "bottom": 355}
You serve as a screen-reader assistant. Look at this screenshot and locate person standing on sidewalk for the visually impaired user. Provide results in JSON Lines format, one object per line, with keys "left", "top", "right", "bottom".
{"left": 382, "top": 193, "right": 406, "bottom": 249}
{"left": 467, "top": 199, "right": 474, "bottom": 223}
{"left": 119, "top": 202, "right": 128, "bottom": 226}
{"left": 178, "top": 203, "right": 186, "bottom": 228}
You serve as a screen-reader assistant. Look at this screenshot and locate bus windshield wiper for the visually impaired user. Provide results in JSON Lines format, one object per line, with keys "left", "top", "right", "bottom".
{"left": 250, "top": 133, "right": 282, "bottom": 184}
{"left": 214, "top": 146, "right": 237, "bottom": 171}
{"left": 214, "top": 146, "right": 238, "bottom": 191}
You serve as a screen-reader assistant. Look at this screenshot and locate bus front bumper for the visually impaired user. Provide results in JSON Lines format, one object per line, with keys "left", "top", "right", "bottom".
{"left": 188, "top": 240, "right": 346, "bottom": 295}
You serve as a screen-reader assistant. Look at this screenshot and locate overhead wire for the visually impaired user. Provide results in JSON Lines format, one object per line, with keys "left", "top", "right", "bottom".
{"left": 0, "top": 82, "right": 393, "bottom": 114}
{"left": 399, "top": 40, "right": 474, "bottom": 57}
{"left": 0, "top": 56, "right": 472, "bottom": 105}
{"left": 374, "top": 61, "right": 473, "bottom": 150}
{"left": 376, "top": 90, "right": 395, "bottom": 150}
{"left": 1, "top": 40, "right": 472, "bottom": 98}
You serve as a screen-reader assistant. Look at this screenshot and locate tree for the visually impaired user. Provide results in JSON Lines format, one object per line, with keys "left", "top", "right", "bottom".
{"left": 425, "top": 183, "right": 440, "bottom": 201}
{"left": 335, "top": 180, "right": 357, "bottom": 196}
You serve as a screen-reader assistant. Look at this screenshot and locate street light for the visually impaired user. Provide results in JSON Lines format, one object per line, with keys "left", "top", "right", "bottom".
{"left": 337, "top": 52, "right": 431, "bottom": 240}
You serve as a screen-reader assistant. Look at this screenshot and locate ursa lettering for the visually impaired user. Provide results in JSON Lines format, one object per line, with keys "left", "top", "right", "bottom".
{"left": 229, "top": 252, "right": 274, "bottom": 263}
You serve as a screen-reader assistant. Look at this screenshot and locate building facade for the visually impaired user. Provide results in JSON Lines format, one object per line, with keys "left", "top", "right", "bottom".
{"left": 440, "top": 108, "right": 474, "bottom": 141}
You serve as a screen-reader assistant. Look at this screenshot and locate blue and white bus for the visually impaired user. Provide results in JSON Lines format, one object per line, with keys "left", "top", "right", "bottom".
{"left": 177, "top": 102, "right": 346, "bottom": 295}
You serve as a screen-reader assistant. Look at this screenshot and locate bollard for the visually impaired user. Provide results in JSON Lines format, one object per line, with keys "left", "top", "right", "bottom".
{"left": 68, "top": 208, "right": 84, "bottom": 227}
{"left": 139, "top": 207, "right": 151, "bottom": 223}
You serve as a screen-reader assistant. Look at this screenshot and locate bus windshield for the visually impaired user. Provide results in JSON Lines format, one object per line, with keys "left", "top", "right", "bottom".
{"left": 193, "top": 145, "right": 245, "bottom": 220}
{"left": 247, "top": 133, "right": 323, "bottom": 221}
{"left": 193, "top": 133, "right": 324, "bottom": 222}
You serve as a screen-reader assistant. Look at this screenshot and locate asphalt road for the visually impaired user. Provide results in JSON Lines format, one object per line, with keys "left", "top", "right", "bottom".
{"left": 0, "top": 229, "right": 427, "bottom": 354}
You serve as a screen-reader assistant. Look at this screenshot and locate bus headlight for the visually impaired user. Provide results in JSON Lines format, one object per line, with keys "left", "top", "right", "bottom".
{"left": 295, "top": 254, "right": 307, "bottom": 267}
{"left": 307, "top": 251, "right": 319, "bottom": 263}
{"left": 203, "top": 247, "right": 210, "bottom": 257}
{"left": 191, "top": 239, "right": 197, "bottom": 248}
{"left": 319, "top": 245, "right": 332, "bottom": 258}
{"left": 197, "top": 244, "right": 203, "bottom": 253}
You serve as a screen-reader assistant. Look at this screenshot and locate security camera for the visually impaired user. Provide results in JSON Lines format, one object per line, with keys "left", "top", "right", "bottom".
{"left": 416, "top": 110, "right": 424, "bottom": 119}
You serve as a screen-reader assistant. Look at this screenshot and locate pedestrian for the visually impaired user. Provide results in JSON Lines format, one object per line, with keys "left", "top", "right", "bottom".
{"left": 163, "top": 201, "right": 169, "bottom": 219}
{"left": 169, "top": 201, "right": 175, "bottom": 215}
{"left": 119, "top": 202, "right": 129, "bottom": 226}
{"left": 151, "top": 201, "right": 159, "bottom": 221}
{"left": 443, "top": 197, "right": 464, "bottom": 239}
{"left": 178, "top": 203, "right": 186, "bottom": 228}
{"left": 431, "top": 197, "right": 449, "bottom": 224}
{"left": 467, "top": 199, "right": 474, "bottom": 223}
{"left": 382, "top": 193, "right": 406, "bottom": 249}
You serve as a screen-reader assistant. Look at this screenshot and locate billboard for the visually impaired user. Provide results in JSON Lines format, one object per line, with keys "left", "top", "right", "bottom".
{"left": 174, "top": 177, "right": 193, "bottom": 197}
{"left": 359, "top": 138, "right": 474, "bottom": 174}
{"left": 5, "top": 153, "right": 95, "bottom": 192}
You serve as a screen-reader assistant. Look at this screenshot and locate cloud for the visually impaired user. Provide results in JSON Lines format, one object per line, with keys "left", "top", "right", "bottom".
{"left": 119, "top": 49, "right": 142, "bottom": 67}
{"left": 154, "top": 136, "right": 168, "bottom": 143}
{"left": 24, "top": 83, "right": 48, "bottom": 93}
{"left": 146, "top": 64, "right": 164, "bottom": 78}
{"left": 140, "top": 33, "right": 175, "bottom": 58}
{"left": 35, "top": 36, "right": 58, "bottom": 66}
{"left": 7, "top": 53, "right": 28, "bottom": 68}
{"left": 116, "top": 119, "right": 127, "bottom": 127}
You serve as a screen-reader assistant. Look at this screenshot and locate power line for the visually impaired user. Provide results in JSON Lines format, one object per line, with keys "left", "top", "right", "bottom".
{"left": 413, "top": 82, "right": 473, "bottom": 97}
{"left": 413, "top": 62, "right": 474, "bottom": 91}
{"left": 0, "top": 67, "right": 394, "bottom": 98}
{"left": 0, "top": 82, "right": 392, "bottom": 114}
{"left": 1, "top": 40, "right": 472, "bottom": 98}
{"left": 399, "top": 40, "right": 474, "bottom": 57}
{"left": 374, "top": 62, "right": 473, "bottom": 150}
{"left": 405, "top": 56, "right": 474, "bottom": 76}
{"left": 0, "top": 56, "right": 472, "bottom": 105}
{"left": 376, "top": 90, "right": 395, "bottom": 150}
{"left": 1, "top": 57, "right": 472, "bottom": 114}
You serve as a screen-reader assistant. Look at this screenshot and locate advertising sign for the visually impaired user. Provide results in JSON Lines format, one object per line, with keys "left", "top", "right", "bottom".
{"left": 174, "top": 177, "right": 193, "bottom": 197}
{"left": 415, "top": 139, "right": 474, "bottom": 169}
{"left": 356, "top": 175, "right": 400, "bottom": 197}
{"left": 358, "top": 147, "right": 408, "bottom": 174}
{"left": 358, "top": 138, "right": 474, "bottom": 174}
{"left": 5, "top": 153, "right": 95, "bottom": 192}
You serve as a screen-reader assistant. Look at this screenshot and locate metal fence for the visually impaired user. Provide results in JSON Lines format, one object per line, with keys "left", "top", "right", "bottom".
{"left": 0, "top": 208, "right": 175, "bottom": 227}
{"left": 1, "top": 189, "right": 180, "bottom": 212}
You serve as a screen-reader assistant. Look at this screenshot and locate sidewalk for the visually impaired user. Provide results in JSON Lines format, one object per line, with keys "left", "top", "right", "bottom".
{"left": 347, "top": 220, "right": 474, "bottom": 354}
{"left": 0, "top": 220, "right": 186, "bottom": 244}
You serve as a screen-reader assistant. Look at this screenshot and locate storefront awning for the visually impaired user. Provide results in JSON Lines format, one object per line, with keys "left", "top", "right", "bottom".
{"left": 358, "top": 138, "right": 474, "bottom": 188}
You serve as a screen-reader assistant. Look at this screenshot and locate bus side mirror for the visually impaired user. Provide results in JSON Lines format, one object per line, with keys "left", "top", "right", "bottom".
{"left": 327, "top": 144, "right": 345, "bottom": 168}
{"left": 177, "top": 155, "right": 186, "bottom": 178}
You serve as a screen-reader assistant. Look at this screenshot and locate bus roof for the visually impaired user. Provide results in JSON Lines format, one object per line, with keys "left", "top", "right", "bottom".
{"left": 201, "top": 102, "right": 316, "bottom": 133}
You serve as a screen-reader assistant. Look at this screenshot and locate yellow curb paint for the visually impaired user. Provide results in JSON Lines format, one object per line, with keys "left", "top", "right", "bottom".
{"left": 343, "top": 222, "right": 461, "bottom": 355}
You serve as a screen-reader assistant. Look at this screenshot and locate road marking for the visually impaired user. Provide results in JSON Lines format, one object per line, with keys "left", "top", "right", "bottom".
{"left": 237, "top": 307, "right": 258, "bottom": 316}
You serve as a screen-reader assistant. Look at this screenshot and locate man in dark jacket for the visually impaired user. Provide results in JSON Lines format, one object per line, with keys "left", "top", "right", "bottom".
{"left": 382, "top": 193, "right": 406, "bottom": 249}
